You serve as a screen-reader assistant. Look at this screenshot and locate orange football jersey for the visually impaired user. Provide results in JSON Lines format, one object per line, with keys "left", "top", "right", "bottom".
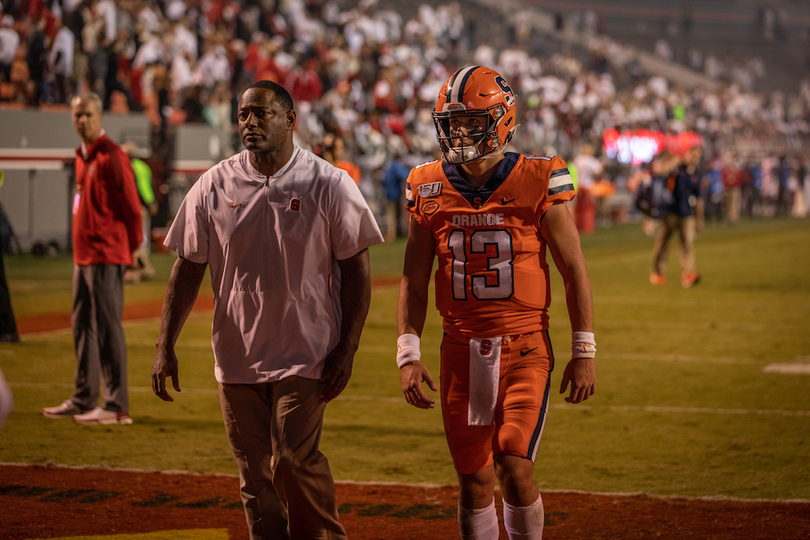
{"left": 406, "top": 152, "right": 575, "bottom": 337}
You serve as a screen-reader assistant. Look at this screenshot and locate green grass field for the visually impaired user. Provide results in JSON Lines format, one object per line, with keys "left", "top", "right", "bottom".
{"left": 1, "top": 217, "right": 809, "bottom": 501}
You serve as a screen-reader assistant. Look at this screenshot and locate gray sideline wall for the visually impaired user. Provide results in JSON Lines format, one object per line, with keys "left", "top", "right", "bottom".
{"left": 0, "top": 109, "right": 229, "bottom": 252}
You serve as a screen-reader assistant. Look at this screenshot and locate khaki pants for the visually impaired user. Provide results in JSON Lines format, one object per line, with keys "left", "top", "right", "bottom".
{"left": 219, "top": 377, "right": 347, "bottom": 540}
{"left": 385, "top": 199, "right": 402, "bottom": 242}
{"left": 651, "top": 214, "right": 696, "bottom": 278}
{"left": 723, "top": 187, "right": 741, "bottom": 224}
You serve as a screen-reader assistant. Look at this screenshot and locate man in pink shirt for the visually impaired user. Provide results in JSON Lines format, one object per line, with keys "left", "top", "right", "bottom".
{"left": 151, "top": 80, "right": 383, "bottom": 539}
{"left": 43, "top": 92, "right": 143, "bottom": 425}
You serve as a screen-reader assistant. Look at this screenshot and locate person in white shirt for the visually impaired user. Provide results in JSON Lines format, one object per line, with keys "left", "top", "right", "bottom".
{"left": 151, "top": 80, "right": 383, "bottom": 540}
{"left": 0, "top": 15, "right": 20, "bottom": 83}
{"left": 192, "top": 42, "right": 230, "bottom": 89}
{"left": 171, "top": 20, "right": 198, "bottom": 62}
{"left": 95, "top": 0, "right": 117, "bottom": 44}
{"left": 572, "top": 144, "right": 603, "bottom": 233}
{"left": 48, "top": 19, "right": 75, "bottom": 103}
{"left": 131, "top": 33, "right": 164, "bottom": 70}
{"left": 169, "top": 51, "right": 192, "bottom": 96}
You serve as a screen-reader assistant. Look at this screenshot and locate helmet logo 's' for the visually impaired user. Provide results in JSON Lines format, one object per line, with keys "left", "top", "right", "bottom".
{"left": 495, "top": 76, "right": 515, "bottom": 106}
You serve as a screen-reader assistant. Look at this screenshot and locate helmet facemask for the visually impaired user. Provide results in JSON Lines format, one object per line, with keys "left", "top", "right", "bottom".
{"left": 433, "top": 104, "right": 511, "bottom": 164}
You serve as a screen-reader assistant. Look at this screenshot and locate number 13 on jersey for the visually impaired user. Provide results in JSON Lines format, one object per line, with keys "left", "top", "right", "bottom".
{"left": 447, "top": 229, "right": 514, "bottom": 301}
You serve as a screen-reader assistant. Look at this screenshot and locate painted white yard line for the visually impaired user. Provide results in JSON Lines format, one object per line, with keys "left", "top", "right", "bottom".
{"left": 123, "top": 338, "right": 215, "bottom": 348}
{"left": 9, "top": 382, "right": 220, "bottom": 395}
{"left": 605, "top": 353, "right": 810, "bottom": 372}
{"left": 764, "top": 363, "right": 810, "bottom": 375}
{"left": 1, "top": 461, "right": 808, "bottom": 505}
{"left": 608, "top": 319, "right": 774, "bottom": 332}
{"left": 551, "top": 403, "right": 810, "bottom": 417}
{"left": 600, "top": 352, "right": 760, "bottom": 364}
{"left": 337, "top": 396, "right": 810, "bottom": 417}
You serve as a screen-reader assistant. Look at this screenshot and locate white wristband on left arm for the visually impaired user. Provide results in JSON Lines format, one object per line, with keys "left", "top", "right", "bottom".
{"left": 572, "top": 331, "right": 596, "bottom": 359}
{"left": 396, "top": 333, "right": 421, "bottom": 368}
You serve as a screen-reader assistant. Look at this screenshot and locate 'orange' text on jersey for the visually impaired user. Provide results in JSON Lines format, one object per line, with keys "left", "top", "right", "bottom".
{"left": 405, "top": 153, "right": 575, "bottom": 338}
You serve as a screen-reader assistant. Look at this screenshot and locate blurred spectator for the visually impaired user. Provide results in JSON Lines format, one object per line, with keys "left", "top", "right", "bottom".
{"left": 318, "top": 132, "right": 362, "bottom": 185}
{"left": 650, "top": 147, "right": 703, "bottom": 288}
{"left": 381, "top": 136, "right": 410, "bottom": 242}
{"left": 792, "top": 156, "right": 807, "bottom": 218}
{"left": 285, "top": 56, "right": 323, "bottom": 103}
{"left": 776, "top": 156, "right": 792, "bottom": 217}
{"left": 627, "top": 162, "right": 659, "bottom": 237}
{"left": 572, "top": 143, "right": 603, "bottom": 234}
{"left": 0, "top": 200, "right": 18, "bottom": 343}
{"left": 120, "top": 142, "right": 156, "bottom": 283}
{"left": 170, "top": 49, "right": 193, "bottom": 98}
{"left": 25, "top": 17, "right": 47, "bottom": 105}
{"left": 721, "top": 154, "right": 744, "bottom": 225}
{"left": 96, "top": 0, "right": 117, "bottom": 45}
{"left": 744, "top": 158, "right": 762, "bottom": 218}
{"left": 193, "top": 42, "right": 231, "bottom": 90}
{"left": 654, "top": 38, "right": 672, "bottom": 62}
{"left": 102, "top": 31, "right": 136, "bottom": 112}
{"left": 48, "top": 18, "right": 75, "bottom": 104}
{"left": 203, "top": 81, "right": 232, "bottom": 129}
{"left": 0, "top": 15, "right": 19, "bottom": 83}
{"left": 702, "top": 157, "right": 724, "bottom": 223}
{"left": 180, "top": 84, "right": 206, "bottom": 123}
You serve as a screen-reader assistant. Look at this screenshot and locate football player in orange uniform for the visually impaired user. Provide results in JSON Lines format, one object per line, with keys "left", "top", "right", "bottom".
{"left": 396, "top": 66, "right": 596, "bottom": 540}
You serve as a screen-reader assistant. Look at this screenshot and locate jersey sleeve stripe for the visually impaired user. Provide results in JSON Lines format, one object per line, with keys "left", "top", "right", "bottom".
{"left": 405, "top": 181, "right": 415, "bottom": 207}
{"left": 548, "top": 168, "right": 574, "bottom": 195}
{"left": 549, "top": 183, "right": 575, "bottom": 195}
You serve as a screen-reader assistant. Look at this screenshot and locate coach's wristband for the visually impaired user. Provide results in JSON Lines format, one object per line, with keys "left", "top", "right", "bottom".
{"left": 572, "top": 331, "right": 596, "bottom": 359}
{"left": 396, "top": 334, "right": 421, "bottom": 368}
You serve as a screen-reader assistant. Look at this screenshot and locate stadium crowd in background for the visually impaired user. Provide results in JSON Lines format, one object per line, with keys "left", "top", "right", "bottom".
{"left": 0, "top": 0, "right": 808, "bottom": 234}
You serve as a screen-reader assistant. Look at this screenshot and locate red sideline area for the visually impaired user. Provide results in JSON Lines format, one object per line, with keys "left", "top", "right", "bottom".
{"left": 16, "top": 296, "right": 213, "bottom": 336}
{"left": 16, "top": 277, "right": 401, "bottom": 335}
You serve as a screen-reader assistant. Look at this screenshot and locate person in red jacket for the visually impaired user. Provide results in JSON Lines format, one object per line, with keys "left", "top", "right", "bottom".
{"left": 43, "top": 92, "right": 142, "bottom": 426}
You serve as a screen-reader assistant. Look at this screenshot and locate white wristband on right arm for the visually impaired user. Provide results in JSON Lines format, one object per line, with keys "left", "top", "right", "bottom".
{"left": 396, "top": 333, "right": 421, "bottom": 368}
{"left": 572, "top": 331, "right": 596, "bottom": 359}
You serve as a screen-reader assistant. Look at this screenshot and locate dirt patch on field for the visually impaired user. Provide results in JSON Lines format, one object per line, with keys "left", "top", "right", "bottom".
{"left": 1, "top": 464, "right": 809, "bottom": 539}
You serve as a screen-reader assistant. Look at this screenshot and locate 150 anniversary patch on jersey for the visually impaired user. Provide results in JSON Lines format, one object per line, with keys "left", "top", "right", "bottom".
{"left": 418, "top": 182, "right": 442, "bottom": 197}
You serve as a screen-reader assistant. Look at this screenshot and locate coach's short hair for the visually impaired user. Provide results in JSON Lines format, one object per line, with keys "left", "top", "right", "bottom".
{"left": 244, "top": 81, "right": 295, "bottom": 113}
{"left": 70, "top": 92, "right": 104, "bottom": 113}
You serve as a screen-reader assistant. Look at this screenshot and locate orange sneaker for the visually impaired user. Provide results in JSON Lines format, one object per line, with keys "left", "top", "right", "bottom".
{"left": 681, "top": 272, "right": 701, "bottom": 288}
{"left": 649, "top": 273, "right": 666, "bottom": 285}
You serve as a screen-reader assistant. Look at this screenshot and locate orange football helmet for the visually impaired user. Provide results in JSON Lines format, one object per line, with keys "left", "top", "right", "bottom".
{"left": 433, "top": 66, "right": 519, "bottom": 164}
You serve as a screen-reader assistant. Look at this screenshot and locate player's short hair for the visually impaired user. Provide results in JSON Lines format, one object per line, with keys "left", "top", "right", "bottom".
{"left": 244, "top": 81, "right": 294, "bottom": 113}
{"left": 70, "top": 92, "right": 103, "bottom": 114}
